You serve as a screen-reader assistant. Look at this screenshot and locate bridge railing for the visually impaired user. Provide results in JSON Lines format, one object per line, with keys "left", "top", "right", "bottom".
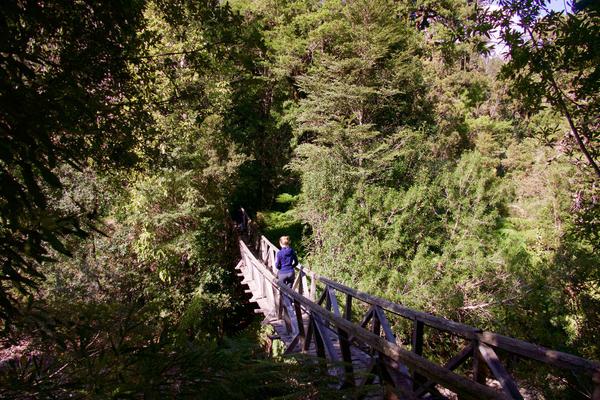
{"left": 253, "top": 234, "right": 600, "bottom": 400}
{"left": 239, "top": 239, "right": 513, "bottom": 399}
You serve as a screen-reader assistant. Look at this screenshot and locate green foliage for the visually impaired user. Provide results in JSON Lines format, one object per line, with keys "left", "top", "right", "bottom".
{"left": 2, "top": 0, "right": 599, "bottom": 398}
{"left": 1, "top": 1, "right": 333, "bottom": 398}
{"left": 496, "top": 0, "right": 600, "bottom": 177}
{"left": 0, "top": 0, "right": 149, "bottom": 320}
{"left": 247, "top": 2, "right": 600, "bottom": 389}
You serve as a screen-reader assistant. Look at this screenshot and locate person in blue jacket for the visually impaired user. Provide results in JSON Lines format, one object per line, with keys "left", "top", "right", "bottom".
{"left": 275, "top": 236, "right": 298, "bottom": 287}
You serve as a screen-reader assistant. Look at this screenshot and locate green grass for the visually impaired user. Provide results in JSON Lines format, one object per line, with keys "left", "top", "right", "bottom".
{"left": 256, "top": 193, "right": 306, "bottom": 257}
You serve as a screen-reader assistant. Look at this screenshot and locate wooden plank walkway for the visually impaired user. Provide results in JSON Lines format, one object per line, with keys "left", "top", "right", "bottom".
{"left": 236, "top": 232, "right": 600, "bottom": 400}
{"left": 237, "top": 249, "right": 386, "bottom": 399}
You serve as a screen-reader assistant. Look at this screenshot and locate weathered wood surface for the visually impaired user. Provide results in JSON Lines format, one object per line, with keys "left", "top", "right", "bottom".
{"left": 258, "top": 236, "right": 600, "bottom": 376}
{"left": 239, "top": 233, "right": 600, "bottom": 400}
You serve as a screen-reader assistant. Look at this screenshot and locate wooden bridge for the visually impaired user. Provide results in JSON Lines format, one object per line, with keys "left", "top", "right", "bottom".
{"left": 236, "top": 228, "right": 600, "bottom": 399}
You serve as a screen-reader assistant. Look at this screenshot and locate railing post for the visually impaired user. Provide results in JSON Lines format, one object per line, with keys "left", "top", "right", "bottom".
{"left": 372, "top": 309, "right": 381, "bottom": 336}
{"left": 240, "top": 253, "right": 246, "bottom": 274}
{"left": 338, "top": 325, "right": 354, "bottom": 388}
{"left": 412, "top": 319, "right": 425, "bottom": 389}
{"left": 301, "top": 269, "right": 309, "bottom": 296}
{"left": 293, "top": 298, "right": 305, "bottom": 341}
{"left": 277, "top": 289, "right": 283, "bottom": 320}
{"left": 258, "top": 264, "right": 264, "bottom": 298}
{"left": 260, "top": 238, "right": 266, "bottom": 264}
{"left": 339, "top": 293, "right": 355, "bottom": 387}
{"left": 303, "top": 312, "right": 314, "bottom": 353}
{"left": 280, "top": 290, "right": 299, "bottom": 336}
{"left": 310, "top": 272, "right": 317, "bottom": 301}
{"left": 312, "top": 316, "right": 326, "bottom": 359}
{"left": 296, "top": 267, "right": 304, "bottom": 296}
{"left": 344, "top": 294, "right": 352, "bottom": 320}
{"left": 265, "top": 277, "right": 275, "bottom": 317}
{"left": 411, "top": 319, "right": 424, "bottom": 355}
{"left": 271, "top": 249, "right": 277, "bottom": 274}
{"left": 473, "top": 340, "right": 487, "bottom": 385}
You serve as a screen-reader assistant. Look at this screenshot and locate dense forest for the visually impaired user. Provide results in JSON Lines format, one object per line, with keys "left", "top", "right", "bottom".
{"left": 0, "top": 0, "right": 598, "bottom": 398}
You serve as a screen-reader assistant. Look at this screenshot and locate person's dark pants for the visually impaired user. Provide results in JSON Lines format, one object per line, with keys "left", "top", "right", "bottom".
{"left": 277, "top": 271, "right": 298, "bottom": 334}
{"left": 277, "top": 271, "right": 295, "bottom": 288}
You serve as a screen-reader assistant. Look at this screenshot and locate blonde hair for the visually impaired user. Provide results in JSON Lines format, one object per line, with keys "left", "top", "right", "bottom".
{"left": 279, "top": 236, "right": 291, "bottom": 247}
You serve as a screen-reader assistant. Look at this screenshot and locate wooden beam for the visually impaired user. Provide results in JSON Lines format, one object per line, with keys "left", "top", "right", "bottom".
{"left": 358, "top": 357, "right": 378, "bottom": 388}
{"left": 293, "top": 298, "right": 306, "bottom": 341}
{"left": 240, "top": 240, "right": 510, "bottom": 399}
{"left": 313, "top": 314, "right": 339, "bottom": 362}
{"left": 411, "top": 319, "right": 425, "bottom": 390}
{"left": 372, "top": 307, "right": 412, "bottom": 393}
{"left": 303, "top": 315, "right": 314, "bottom": 353}
{"left": 336, "top": 324, "right": 355, "bottom": 387}
{"left": 248, "top": 238, "right": 600, "bottom": 394}
{"left": 301, "top": 271, "right": 309, "bottom": 298}
{"left": 372, "top": 309, "right": 381, "bottom": 338}
{"left": 292, "top": 272, "right": 302, "bottom": 291}
{"left": 478, "top": 343, "right": 524, "bottom": 400}
{"left": 344, "top": 294, "right": 352, "bottom": 321}
{"left": 473, "top": 341, "right": 487, "bottom": 385}
{"left": 284, "top": 333, "right": 301, "bottom": 355}
{"left": 377, "top": 357, "right": 419, "bottom": 400}
{"left": 320, "top": 276, "right": 480, "bottom": 339}
{"left": 415, "top": 343, "right": 474, "bottom": 397}
{"left": 312, "top": 316, "right": 326, "bottom": 359}
{"left": 316, "top": 288, "right": 327, "bottom": 306}
{"left": 360, "top": 307, "right": 374, "bottom": 329}
{"left": 477, "top": 331, "right": 600, "bottom": 375}
{"left": 318, "top": 270, "right": 600, "bottom": 376}
{"left": 411, "top": 319, "right": 424, "bottom": 355}
{"left": 328, "top": 287, "right": 341, "bottom": 317}
{"left": 282, "top": 294, "right": 299, "bottom": 336}
{"left": 374, "top": 306, "right": 395, "bottom": 343}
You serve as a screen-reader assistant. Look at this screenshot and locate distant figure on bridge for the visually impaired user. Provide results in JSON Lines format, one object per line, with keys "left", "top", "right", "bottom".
{"left": 275, "top": 236, "right": 298, "bottom": 288}
{"left": 233, "top": 206, "right": 247, "bottom": 233}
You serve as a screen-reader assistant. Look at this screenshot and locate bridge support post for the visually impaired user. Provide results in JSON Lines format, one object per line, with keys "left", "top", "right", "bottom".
{"left": 472, "top": 340, "right": 487, "bottom": 385}
{"left": 344, "top": 294, "right": 352, "bottom": 320}
{"left": 257, "top": 264, "right": 265, "bottom": 299}
{"left": 338, "top": 327, "right": 355, "bottom": 388}
{"left": 411, "top": 319, "right": 425, "bottom": 390}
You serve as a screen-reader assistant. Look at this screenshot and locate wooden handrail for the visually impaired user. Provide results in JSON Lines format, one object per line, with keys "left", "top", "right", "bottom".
{"left": 239, "top": 240, "right": 511, "bottom": 400}
{"left": 258, "top": 234, "right": 600, "bottom": 377}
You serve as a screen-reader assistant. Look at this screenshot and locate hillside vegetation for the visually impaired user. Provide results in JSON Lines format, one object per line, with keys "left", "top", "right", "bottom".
{"left": 0, "top": 0, "right": 598, "bottom": 398}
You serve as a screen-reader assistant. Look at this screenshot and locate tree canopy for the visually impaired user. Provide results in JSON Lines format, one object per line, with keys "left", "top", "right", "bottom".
{"left": 0, "top": 0, "right": 598, "bottom": 398}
